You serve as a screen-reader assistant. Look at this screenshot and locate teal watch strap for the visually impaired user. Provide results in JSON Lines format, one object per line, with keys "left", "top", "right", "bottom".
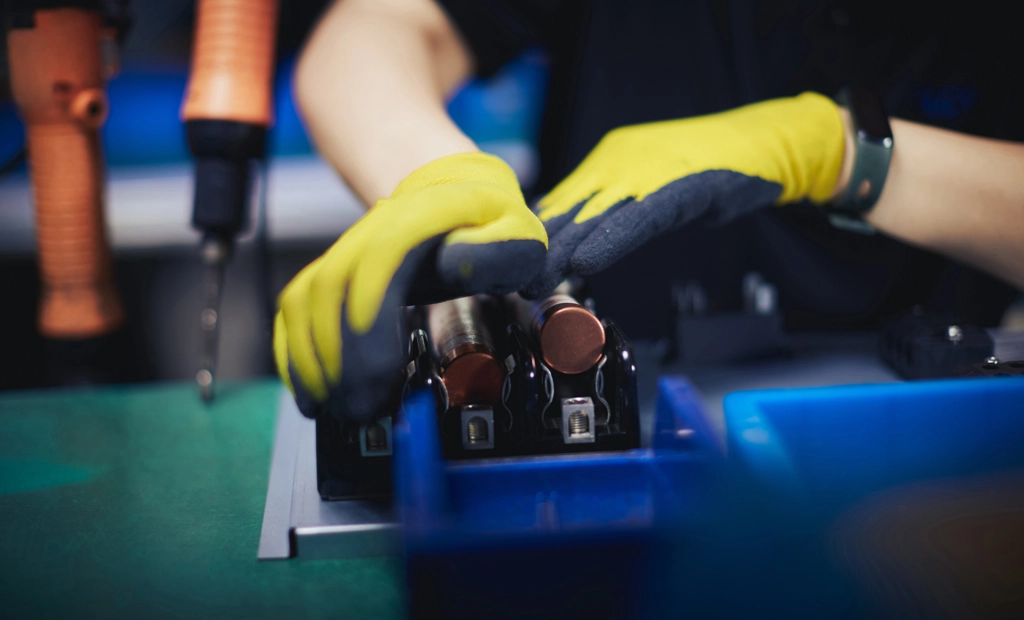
{"left": 828, "top": 88, "right": 894, "bottom": 234}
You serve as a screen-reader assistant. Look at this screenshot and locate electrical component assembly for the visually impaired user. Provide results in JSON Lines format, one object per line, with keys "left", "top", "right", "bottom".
{"left": 311, "top": 286, "right": 641, "bottom": 500}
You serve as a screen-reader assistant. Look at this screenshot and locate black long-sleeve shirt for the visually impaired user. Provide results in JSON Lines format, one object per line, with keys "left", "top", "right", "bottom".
{"left": 439, "top": 0, "right": 1020, "bottom": 334}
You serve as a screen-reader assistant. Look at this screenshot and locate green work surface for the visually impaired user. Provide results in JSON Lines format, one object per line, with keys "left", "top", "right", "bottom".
{"left": 0, "top": 380, "right": 405, "bottom": 619}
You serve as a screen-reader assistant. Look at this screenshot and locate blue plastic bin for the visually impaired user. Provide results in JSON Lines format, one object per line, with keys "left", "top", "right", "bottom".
{"left": 394, "top": 376, "right": 1024, "bottom": 618}
{"left": 393, "top": 377, "right": 721, "bottom": 619}
{"left": 709, "top": 377, "right": 1024, "bottom": 618}
{"left": 726, "top": 377, "right": 1024, "bottom": 501}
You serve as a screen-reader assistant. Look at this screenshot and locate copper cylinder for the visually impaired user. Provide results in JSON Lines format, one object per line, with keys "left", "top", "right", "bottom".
{"left": 510, "top": 293, "right": 605, "bottom": 375}
{"left": 426, "top": 297, "right": 504, "bottom": 407}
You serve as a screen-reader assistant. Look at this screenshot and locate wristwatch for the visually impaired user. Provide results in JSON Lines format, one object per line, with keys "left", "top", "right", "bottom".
{"left": 826, "top": 88, "right": 894, "bottom": 234}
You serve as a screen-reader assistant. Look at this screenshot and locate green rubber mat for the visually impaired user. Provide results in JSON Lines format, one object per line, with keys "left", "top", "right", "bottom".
{"left": 0, "top": 380, "right": 404, "bottom": 619}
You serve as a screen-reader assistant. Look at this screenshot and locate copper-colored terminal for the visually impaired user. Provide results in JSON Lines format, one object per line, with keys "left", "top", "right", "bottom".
{"left": 442, "top": 349, "right": 505, "bottom": 407}
{"left": 426, "top": 298, "right": 504, "bottom": 407}
{"left": 511, "top": 293, "right": 605, "bottom": 375}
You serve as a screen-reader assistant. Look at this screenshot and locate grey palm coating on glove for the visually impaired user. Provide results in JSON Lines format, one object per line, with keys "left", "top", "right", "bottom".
{"left": 521, "top": 170, "right": 783, "bottom": 299}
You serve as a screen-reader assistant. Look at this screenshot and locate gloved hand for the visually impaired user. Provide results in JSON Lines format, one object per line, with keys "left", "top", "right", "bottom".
{"left": 274, "top": 152, "right": 547, "bottom": 422}
{"left": 523, "top": 92, "right": 846, "bottom": 297}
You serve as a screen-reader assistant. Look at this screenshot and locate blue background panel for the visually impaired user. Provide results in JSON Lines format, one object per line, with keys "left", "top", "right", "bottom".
{"left": 1, "top": 52, "right": 547, "bottom": 169}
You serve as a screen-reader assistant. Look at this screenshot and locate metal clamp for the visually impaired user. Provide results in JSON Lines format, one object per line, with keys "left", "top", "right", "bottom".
{"left": 592, "top": 355, "right": 610, "bottom": 426}
{"left": 359, "top": 417, "right": 393, "bottom": 457}
{"left": 461, "top": 405, "right": 495, "bottom": 451}
{"left": 560, "top": 397, "right": 596, "bottom": 444}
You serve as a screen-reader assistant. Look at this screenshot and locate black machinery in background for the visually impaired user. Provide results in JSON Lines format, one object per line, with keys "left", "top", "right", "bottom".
{"left": 880, "top": 308, "right": 1024, "bottom": 379}
{"left": 663, "top": 271, "right": 1024, "bottom": 380}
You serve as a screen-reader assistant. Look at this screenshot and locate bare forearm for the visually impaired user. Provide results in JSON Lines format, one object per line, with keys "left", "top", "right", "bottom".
{"left": 295, "top": 0, "right": 477, "bottom": 205}
{"left": 835, "top": 113, "right": 1024, "bottom": 289}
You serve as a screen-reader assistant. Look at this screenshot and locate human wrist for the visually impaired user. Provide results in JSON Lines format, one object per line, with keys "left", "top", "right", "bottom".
{"left": 365, "top": 123, "right": 479, "bottom": 203}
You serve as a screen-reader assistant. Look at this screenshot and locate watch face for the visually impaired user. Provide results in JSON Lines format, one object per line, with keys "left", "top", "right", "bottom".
{"left": 851, "top": 88, "right": 893, "bottom": 141}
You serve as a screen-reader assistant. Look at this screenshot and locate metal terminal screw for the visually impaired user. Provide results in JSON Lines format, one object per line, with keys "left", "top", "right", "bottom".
{"left": 466, "top": 416, "right": 490, "bottom": 445}
{"left": 947, "top": 325, "right": 963, "bottom": 343}
{"left": 985, "top": 356, "right": 1000, "bottom": 365}
{"left": 568, "top": 410, "right": 590, "bottom": 437}
{"left": 560, "top": 397, "right": 596, "bottom": 444}
{"left": 359, "top": 418, "right": 392, "bottom": 457}
{"left": 365, "top": 422, "right": 388, "bottom": 452}
{"left": 461, "top": 406, "right": 494, "bottom": 450}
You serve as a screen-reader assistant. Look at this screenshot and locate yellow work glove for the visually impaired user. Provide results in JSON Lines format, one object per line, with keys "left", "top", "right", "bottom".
{"left": 275, "top": 152, "right": 547, "bottom": 422}
{"left": 523, "top": 92, "right": 846, "bottom": 297}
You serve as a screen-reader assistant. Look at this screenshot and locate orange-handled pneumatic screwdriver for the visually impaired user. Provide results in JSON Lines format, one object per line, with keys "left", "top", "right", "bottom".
{"left": 7, "top": 7, "right": 124, "bottom": 346}
{"left": 181, "top": 0, "right": 278, "bottom": 401}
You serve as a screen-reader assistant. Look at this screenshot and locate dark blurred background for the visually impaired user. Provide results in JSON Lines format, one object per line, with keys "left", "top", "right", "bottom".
{"left": 2, "top": 1, "right": 1022, "bottom": 391}
{"left": 0, "top": 0, "right": 550, "bottom": 390}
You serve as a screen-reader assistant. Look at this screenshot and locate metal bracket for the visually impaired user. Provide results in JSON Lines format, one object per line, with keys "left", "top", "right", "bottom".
{"left": 461, "top": 405, "right": 495, "bottom": 451}
{"left": 358, "top": 417, "right": 393, "bottom": 457}
{"left": 560, "top": 397, "right": 596, "bottom": 444}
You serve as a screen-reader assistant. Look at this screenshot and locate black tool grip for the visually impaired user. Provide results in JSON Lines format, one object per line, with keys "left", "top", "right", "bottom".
{"left": 187, "top": 120, "right": 266, "bottom": 237}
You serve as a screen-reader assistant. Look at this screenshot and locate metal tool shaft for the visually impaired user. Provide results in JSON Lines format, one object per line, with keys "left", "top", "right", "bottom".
{"left": 197, "top": 236, "right": 229, "bottom": 401}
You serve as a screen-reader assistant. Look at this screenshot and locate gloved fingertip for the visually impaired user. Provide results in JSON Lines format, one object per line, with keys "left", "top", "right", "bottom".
{"left": 537, "top": 200, "right": 588, "bottom": 239}
{"left": 438, "top": 239, "right": 548, "bottom": 296}
{"left": 569, "top": 247, "right": 610, "bottom": 277}
{"left": 292, "top": 378, "right": 322, "bottom": 420}
{"left": 326, "top": 370, "right": 404, "bottom": 426}
{"left": 337, "top": 395, "right": 378, "bottom": 426}
{"left": 520, "top": 269, "right": 564, "bottom": 300}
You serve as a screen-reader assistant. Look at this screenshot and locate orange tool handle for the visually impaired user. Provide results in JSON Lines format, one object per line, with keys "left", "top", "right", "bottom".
{"left": 7, "top": 9, "right": 124, "bottom": 339}
{"left": 181, "top": 0, "right": 279, "bottom": 126}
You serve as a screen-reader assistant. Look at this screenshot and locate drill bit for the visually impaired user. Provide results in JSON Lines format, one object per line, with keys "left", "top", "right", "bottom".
{"left": 198, "top": 235, "right": 230, "bottom": 402}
